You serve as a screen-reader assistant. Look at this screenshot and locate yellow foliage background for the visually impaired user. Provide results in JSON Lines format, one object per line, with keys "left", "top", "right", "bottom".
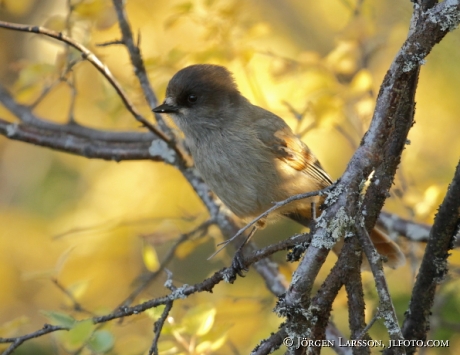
{"left": 0, "top": 0, "right": 460, "bottom": 354}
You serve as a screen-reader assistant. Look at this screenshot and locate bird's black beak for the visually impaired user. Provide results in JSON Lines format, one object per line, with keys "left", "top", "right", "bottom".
{"left": 152, "top": 102, "right": 179, "bottom": 113}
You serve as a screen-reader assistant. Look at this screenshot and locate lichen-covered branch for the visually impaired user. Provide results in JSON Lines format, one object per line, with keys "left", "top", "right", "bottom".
{"left": 355, "top": 225, "right": 404, "bottom": 354}
{"left": 378, "top": 212, "right": 431, "bottom": 243}
{"left": 389, "top": 160, "right": 460, "bottom": 355}
{"left": 282, "top": 0, "right": 460, "bottom": 349}
{"left": 0, "top": 20, "right": 173, "bottom": 147}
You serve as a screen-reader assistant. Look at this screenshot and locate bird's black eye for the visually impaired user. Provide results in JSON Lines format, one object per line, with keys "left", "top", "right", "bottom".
{"left": 187, "top": 94, "right": 198, "bottom": 104}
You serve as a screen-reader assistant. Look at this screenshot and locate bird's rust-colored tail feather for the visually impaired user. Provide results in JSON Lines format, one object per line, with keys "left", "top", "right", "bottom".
{"left": 368, "top": 226, "right": 405, "bottom": 269}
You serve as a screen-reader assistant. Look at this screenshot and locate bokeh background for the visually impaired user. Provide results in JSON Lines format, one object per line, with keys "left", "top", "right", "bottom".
{"left": 1, "top": 0, "right": 460, "bottom": 354}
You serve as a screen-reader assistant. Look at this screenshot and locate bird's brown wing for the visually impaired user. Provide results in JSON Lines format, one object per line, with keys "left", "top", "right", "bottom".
{"left": 253, "top": 110, "right": 332, "bottom": 188}
{"left": 253, "top": 109, "right": 405, "bottom": 269}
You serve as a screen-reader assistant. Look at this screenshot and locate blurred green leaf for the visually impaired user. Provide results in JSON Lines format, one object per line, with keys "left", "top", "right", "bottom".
{"left": 41, "top": 311, "right": 75, "bottom": 328}
{"left": 67, "top": 320, "right": 95, "bottom": 348}
{"left": 87, "top": 330, "right": 114, "bottom": 353}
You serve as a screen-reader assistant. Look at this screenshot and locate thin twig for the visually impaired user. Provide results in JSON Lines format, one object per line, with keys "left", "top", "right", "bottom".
{"left": 393, "top": 160, "right": 460, "bottom": 355}
{"left": 355, "top": 310, "right": 381, "bottom": 341}
{"left": 345, "top": 246, "right": 370, "bottom": 355}
{"left": 96, "top": 39, "right": 124, "bottom": 47}
{"left": 355, "top": 225, "right": 404, "bottom": 353}
{"left": 307, "top": 238, "right": 363, "bottom": 353}
{"left": 0, "top": 20, "right": 187, "bottom": 161}
{"left": 28, "top": 59, "right": 81, "bottom": 109}
{"left": 0, "top": 324, "right": 69, "bottom": 355}
{"left": 93, "top": 233, "right": 307, "bottom": 323}
{"left": 208, "top": 185, "right": 334, "bottom": 258}
{"left": 250, "top": 327, "right": 287, "bottom": 355}
{"left": 111, "top": 0, "right": 172, "bottom": 135}
{"left": 119, "top": 219, "right": 214, "bottom": 308}
{"left": 1, "top": 232, "right": 299, "bottom": 354}
{"left": 148, "top": 271, "right": 175, "bottom": 355}
{"left": 149, "top": 301, "right": 173, "bottom": 355}
{"left": 51, "top": 278, "right": 94, "bottom": 315}
{"left": 379, "top": 212, "right": 432, "bottom": 244}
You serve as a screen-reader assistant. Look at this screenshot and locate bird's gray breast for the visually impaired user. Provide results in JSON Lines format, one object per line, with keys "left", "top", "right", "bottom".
{"left": 187, "top": 128, "right": 278, "bottom": 218}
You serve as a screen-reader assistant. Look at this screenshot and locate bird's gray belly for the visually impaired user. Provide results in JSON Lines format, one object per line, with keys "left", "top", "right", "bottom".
{"left": 192, "top": 144, "right": 277, "bottom": 218}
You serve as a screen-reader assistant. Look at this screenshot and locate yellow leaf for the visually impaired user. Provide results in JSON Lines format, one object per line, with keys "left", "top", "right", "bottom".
{"left": 173, "top": 2, "right": 193, "bottom": 13}
{"left": 424, "top": 185, "right": 441, "bottom": 204}
{"left": 195, "top": 340, "right": 212, "bottom": 353}
{"left": 182, "top": 305, "right": 216, "bottom": 337}
{"left": 355, "top": 97, "right": 375, "bottom": 118}
{"left": 15, "top": 63, "right": 55, "bottom": 89}
{"left": 44, "top": 15, "right": 67, "bottom": 32}
{"left": 0, "top": 316, "right": 29, "bottom": 338}
{"left": 415, "top": 185, "right": 442, "bottom": 217}
{"left": 145, "top": 304, "right": 166, "bottom": 320}
{"left": 74, "top": 0, "right": 105, "bottom": 18}
{"left": 142, "top": 243, "right": 160, "bottom": 272}
{"left": 350, "top": 69, "right": 373, "bottom": 94}
{"left": 326, "top": 40, "right": 359, "bottom": 75}
{"left": 199, "top": 332, "right": 227, "bottom": 352}
{"left": 64, "top": 280, "right": 89, "bottom": 305}
{"left": 2, "top": 0, "right": 34, "bottom": 15}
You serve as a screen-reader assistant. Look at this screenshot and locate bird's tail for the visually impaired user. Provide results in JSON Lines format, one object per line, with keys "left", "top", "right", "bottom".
{"left": 366, "top": 226, "right": 405, "bottom": 269}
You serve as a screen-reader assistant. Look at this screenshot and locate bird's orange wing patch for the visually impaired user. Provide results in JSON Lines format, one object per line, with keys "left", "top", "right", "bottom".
{"left": 273, "top": 128, "right": 333, "bottom": 187}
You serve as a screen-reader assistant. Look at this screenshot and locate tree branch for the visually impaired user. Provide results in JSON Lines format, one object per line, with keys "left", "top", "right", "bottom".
{"left": 0, "top": 18, "right": 287, "bottom": 305}
{"left": 355, "top": 225, "right": 403, "bottom": 353}
{"left": 379, "top": 212, "right": 431, "bottom": 243}
{"left": 344, "top": 245, "right": 371, "bottom": 355}
{"left": 0, "top": 231, "right": 303, "bottom": 352}
{"left": 281, "top": 1, "right": 460, "bottom": 349}
{"left": 0, "top": 324, "right": 69, "bottom": 355}
{"left": 392, "top": 160, "right": 460, "bottom": 355}
{"left": 118, "top": 219, "right": 214, "bottom": 308}
{"left": 111, "top": 0, "right": 172, "bottom": 136}
{"left": 0, "top": 82, "right": 156, "bottom": 160}
{"left": 0, "top": 19, "right": 186, "bottom": 161}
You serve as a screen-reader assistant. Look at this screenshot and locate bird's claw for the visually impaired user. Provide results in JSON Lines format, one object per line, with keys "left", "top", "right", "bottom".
{"left": 231, "top": 249, "right": 248, "bottom": 278}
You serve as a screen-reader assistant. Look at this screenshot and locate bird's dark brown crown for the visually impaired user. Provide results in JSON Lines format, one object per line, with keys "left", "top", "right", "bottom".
{"left": 166, "top": 64, "right": 241, "bottom": 109}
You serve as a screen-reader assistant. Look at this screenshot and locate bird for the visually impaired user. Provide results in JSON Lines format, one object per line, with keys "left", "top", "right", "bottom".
{"left": 152, "top": 64, "right": 405, "bottom": 270}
